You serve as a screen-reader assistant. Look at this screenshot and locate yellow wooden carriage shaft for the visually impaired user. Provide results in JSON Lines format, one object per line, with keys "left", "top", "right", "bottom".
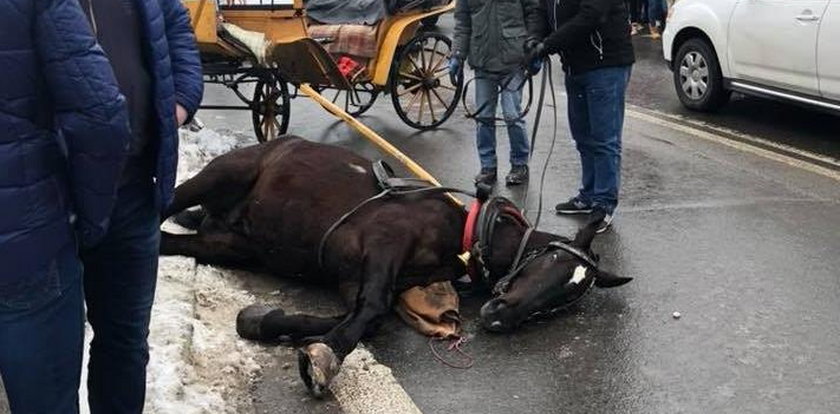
{"left": 181, "top": 0, "right": 463, "bottom": 206}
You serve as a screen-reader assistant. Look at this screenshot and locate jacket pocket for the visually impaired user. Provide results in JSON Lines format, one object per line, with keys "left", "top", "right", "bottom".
{"left": 500, "top": 26, "right": 528, "bottom": 64}
{"left": 0, "top": 245, "right": 75, "bottom": 312}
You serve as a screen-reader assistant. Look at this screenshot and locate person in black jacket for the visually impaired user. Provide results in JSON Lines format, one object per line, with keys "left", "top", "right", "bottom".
{"left": 528, "top": 0, "right": 635, "bottom": 233}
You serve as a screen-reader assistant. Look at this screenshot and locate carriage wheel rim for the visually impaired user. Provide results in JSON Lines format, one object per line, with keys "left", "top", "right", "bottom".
{"left": 391, "top": 34, "right": 461, "bottom": 130}
{"left": 252, "top": 74, "right": 290, "bottom": 142}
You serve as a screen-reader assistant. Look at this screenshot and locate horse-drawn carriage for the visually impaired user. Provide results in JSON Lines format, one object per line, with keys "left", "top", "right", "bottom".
{"left": 183, "top": 0, "right": 463, "bottom": 142}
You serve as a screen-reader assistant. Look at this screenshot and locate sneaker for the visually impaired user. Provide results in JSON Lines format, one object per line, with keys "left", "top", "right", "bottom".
{"left": 555, "top": 197, "right": 593, "bottom": 215}
{"left": 588, "top": 208, "right": 614, "bottom": 234}
{"left": 505, "top": 165, "right": 529, "bottom": 186}
{"left": 474, "top": 168, "right": 497, "bottom": 185}
{"left": 649, "top": 24, "right": 661, "bottom": 40}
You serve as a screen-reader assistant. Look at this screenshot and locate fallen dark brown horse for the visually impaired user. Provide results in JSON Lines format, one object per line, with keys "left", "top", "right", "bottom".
{"left": 160, "top": 136, "right": 631, "bottom": 396}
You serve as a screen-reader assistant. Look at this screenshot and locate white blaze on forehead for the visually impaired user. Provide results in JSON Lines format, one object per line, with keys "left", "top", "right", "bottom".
{"left": 570, "top": 265, "right": 588, "bottom": 285}
{"left": 348, "top": 163, "right": 367, "bottom": 174}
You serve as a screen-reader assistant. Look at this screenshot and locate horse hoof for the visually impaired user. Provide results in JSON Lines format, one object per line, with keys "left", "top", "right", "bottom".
{"left": 297, "top": 343, "right": 340, "bottom": 398}
{"left": 236, "top": 304, "right": 279, "bottom": 340}
{"left": 172, "top": 208, "right": 206, "bottom": 230}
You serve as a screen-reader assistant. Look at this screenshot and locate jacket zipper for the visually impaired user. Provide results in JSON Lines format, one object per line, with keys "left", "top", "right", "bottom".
{"left": 86, "top": 0, "right": 99, "bottom": 34}
{"left": 591, "top": 30, "right": 604, "bottom": 61}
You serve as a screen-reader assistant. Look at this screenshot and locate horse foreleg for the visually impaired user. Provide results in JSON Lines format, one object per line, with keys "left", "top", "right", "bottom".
{"left": 297, "top": 242, "right": 410, "bottom": 397}
{"left": 237, "top": 305, "right": 345, "bottom": 342}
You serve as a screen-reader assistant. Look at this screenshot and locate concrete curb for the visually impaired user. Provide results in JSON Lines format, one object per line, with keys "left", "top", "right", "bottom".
{"left": 330, "top": 345, "right": 423, "bottom": 414}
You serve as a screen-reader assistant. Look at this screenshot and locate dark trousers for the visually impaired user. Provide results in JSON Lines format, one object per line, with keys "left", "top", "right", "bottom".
{"left": 565, "top": 65, "right": 632, "bottom": 214}
{"left": 81, "top": 181, "right": 160, "bottom": 414}
{"left": 0, "top": 244, "right": 85, "bottom": 414}
{"left": 629, "top": 0, "right": 646, "bottom": 23}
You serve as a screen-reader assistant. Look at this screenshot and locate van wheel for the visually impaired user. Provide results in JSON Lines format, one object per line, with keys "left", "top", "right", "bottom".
{"left": 673, "top": 38, "right": 730, "bottom": 112}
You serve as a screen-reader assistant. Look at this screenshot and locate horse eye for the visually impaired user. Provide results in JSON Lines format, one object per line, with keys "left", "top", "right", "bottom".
{"left": 552, "top": 253, "right": 558, "bottom": 261}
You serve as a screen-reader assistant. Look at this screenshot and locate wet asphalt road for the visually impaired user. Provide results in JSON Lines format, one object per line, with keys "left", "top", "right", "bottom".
{"left": 2, "top": 16, "right": 837, "bottom": 414}
{"left": 196, "top": 15, "right": 839, "bottom": 414}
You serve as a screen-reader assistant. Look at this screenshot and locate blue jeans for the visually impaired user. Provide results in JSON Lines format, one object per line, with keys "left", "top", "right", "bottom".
{"left": 647, "top": 0, "right": 666, "bottom": 25}
{"left": 565, "top": 65, "right": 632, "bottom": 214}
{"left": 474, "top": 70, "right": 530, "bottom": 170}
{"left": 0, "top": 243, "right": 85, "bottom": 414}
{"left": 81, "top": 181, "right": 160, "bottom": 413}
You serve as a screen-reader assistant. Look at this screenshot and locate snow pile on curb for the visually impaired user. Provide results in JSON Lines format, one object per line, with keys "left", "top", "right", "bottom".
{"left": 146, "top": 128, "right": 259, "bottom": 413}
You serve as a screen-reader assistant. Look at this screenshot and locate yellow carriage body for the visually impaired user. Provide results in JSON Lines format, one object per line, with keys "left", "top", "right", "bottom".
{"left": 182, "top": 0, "right": 454, "bottom": 87}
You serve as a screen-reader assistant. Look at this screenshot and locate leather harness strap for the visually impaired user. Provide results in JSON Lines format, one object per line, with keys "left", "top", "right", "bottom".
{"left": 461, "top": 200, "right": 482, "bottom": 281}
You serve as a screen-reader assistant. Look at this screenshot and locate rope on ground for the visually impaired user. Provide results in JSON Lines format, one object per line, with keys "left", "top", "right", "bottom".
{"left": 428, "top": 336, "right": 474, "bottom": 369}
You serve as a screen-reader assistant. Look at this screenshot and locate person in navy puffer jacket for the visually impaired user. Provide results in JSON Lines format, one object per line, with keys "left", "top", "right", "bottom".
{"left": 77, "top": 0, "right": 203, "bottom": 412}
{"left": 0, "top": 0, "right": 131, "bottom": 412}
{"left": 1, "top": 0, "right": 203, "bottom": 412}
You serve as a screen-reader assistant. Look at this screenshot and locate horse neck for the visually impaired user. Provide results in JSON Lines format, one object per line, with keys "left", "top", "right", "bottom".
{"left": 486, "top": 222, "right": 559, "bottom": 278}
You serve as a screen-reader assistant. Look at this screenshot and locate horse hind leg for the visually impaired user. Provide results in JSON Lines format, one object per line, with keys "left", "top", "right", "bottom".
{"left": 163, "top": 144, "right": 266, "bottom": 220}
{"left": 160, "top": 231, "right": 257, "bottom": 270}
{"left": 171, "top": 208, "right": 207, "bottom": 230}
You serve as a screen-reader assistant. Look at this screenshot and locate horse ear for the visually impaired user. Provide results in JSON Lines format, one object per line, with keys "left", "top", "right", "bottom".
{"left": 594, "top": 270, "right": 633, "bottom": 288}
{"left": 572, "top": 222, "right": 598, "bottom": 248}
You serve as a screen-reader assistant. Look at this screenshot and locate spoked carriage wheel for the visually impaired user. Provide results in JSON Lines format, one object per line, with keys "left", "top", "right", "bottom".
{"left": 316, "top": 82, "right": 380, "bottom": 117}
{"left": 252, "top": 71, "right": 291, "bottom": 143}
{"left": 389, "top": 32, "right": 463, "bottom": 130}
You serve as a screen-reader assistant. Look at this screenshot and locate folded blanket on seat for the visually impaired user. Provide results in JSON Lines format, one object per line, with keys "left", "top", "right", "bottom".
{"left": 307, "top": 24, "right": 378, "bottom": 59}
{"left": 305, "top": 0, "right": 386, "bottom": 25}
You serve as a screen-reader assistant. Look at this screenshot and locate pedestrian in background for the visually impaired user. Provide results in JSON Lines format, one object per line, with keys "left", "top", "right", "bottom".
{"left": 0, "top": 0, "right": 131, "bottom": 411}
{"left": 527, "top": 0, "right": 635, "bottom": 233}
{"left": 78, "top": 0, "right": 203, "bottom": 411}
{"left": 647, "top": 0, "right": 666, "bottom": 39}
{"left": 626, "top": 0, "right": 646, "bottom": 35}
{"left": 451, "top": 0, "right": 543, "bottom": 186}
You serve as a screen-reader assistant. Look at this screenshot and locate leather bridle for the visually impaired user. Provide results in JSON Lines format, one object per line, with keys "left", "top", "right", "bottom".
{"left": 463, "top": 196, "right": 601, "bottom": 297}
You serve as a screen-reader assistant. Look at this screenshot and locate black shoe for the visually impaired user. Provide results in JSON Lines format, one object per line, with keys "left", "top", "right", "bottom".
{"left": 587, "top": 208, "right": 615, "bottom": 234}
{"left": 474, "top": 168, "right": 497, "bottom": 185}
{"left": 555, "top": 197, "right": 594, "bottom": 215}
{"left": 505, "top": 165, "right": 529, "bottom": 186}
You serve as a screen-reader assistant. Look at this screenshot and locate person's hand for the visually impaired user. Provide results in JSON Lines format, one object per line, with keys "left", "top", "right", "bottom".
{"left": 176, "top": 104, "right": 189, "bottom": 127}
{"left": 448, "top": 57, "right": 463, "bottom": 85}
{"left": 525, "top": 41, "right": 547, "bottom": 63}
{"left": 527, "top": 57, "right": 543, "bottom": 76}
{"left": 524, "top": 37, "right": 541, "bottom": 54}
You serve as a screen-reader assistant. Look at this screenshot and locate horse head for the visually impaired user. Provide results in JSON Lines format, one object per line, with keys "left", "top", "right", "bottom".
{"left": 465, "top": 197, "right": 632, "bottom": 333}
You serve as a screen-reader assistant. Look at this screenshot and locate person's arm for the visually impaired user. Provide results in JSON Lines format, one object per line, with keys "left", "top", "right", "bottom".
{"left": 524, "top": 0, "right": 549, "bottom": 41}
{"left": 35, "top": 0, "right": 130, "bottom": 247}
{"left": 542, "top": 0, "right": 611, "bottom": 53}
{"left": 452, "top": 0, "right": 471, "bottom": 59}
{"left": 161, "top": 0, "right": 204, "bottom": 125}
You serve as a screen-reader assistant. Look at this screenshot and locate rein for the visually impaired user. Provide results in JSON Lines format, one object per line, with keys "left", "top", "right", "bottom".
{"left": 460, "top": 66, "right": 535, "bottom": 123}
